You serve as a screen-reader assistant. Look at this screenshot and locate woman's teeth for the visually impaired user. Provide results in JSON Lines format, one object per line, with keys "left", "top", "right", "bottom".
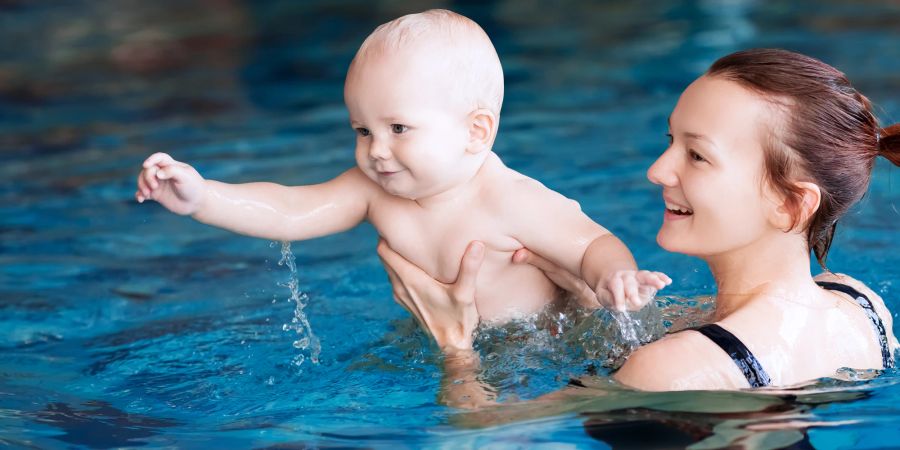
{"left": 665, "top": 202, "right": 693, "bottom": 215}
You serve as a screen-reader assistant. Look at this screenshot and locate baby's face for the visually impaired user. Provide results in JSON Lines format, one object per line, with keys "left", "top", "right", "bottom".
{"left": 344, "top": 51, "right": 475, "bottom": 200}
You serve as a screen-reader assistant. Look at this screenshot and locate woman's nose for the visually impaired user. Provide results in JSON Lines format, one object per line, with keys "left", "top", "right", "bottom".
{"left": 647, "top": 148, "right": 678, "bottom": 187}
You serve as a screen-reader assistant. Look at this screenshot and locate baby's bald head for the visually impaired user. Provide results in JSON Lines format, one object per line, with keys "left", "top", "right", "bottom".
{"left": 346, "top": 9, "right": 504, "bottom": 116}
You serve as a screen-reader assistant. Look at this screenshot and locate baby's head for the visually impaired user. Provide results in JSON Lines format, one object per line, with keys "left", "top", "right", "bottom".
{"left": 344, "top": 10, "right": 504, "bottom": 200}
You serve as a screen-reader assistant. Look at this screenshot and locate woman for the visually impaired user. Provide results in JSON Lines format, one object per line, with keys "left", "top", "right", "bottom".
{"left": 377, "top": 49, "right": 900, "bottom": 393}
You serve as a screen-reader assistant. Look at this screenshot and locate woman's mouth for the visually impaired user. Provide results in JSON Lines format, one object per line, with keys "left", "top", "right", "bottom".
{"left": 664, "top": 201, "right": 693, "bottom": 220}
{"left": 665, "top": 201, "right": 693, "bottom": 215}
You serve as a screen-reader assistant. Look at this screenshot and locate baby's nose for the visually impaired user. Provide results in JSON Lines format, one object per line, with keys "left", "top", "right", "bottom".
{"left": 368, "top": 138, "right": 392, "bottom": 160}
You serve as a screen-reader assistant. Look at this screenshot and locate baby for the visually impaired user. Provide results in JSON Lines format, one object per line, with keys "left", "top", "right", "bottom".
{"left": 136, "top": 9, "right": 670, "bottom": 322}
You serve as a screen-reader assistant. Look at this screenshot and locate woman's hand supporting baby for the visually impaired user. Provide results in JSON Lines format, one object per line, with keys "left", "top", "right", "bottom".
{"left": 378, "top": 239, "right": 498, "bottom": 408}
{"left": 379, "top": 238, "right": 672, "bottom": 353}
{"left": 377, "top": 239, "right": 485, "bottom": 352}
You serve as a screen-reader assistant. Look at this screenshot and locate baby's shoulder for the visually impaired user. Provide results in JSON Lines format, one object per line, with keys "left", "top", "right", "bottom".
{"left": 340, "top": 167, "right": 399, "bottom": 200}
{"left": 487, "top": 168, "right": 583, "bottom": 212}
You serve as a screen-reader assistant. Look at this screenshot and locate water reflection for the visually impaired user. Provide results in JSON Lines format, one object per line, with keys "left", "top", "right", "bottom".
{"left": 34, "top": 400, "right": 180, "bottom": 448}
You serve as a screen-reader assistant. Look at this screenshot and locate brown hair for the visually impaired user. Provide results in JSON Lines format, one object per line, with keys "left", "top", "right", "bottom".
{"left": 707, "top": 48, "right": 900, "bottom": 267}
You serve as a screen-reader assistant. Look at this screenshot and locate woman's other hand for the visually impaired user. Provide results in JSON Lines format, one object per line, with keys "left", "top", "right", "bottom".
{"left": 512, "top": 248, "right": 602, "bottom": 309}
{"left": 377, "top": 239, "right": 484, "bottom": 351}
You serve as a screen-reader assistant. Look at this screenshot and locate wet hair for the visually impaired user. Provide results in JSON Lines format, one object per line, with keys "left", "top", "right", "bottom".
{"left": 347, "top": 9, "right": 504, "bottom": 115}
{"left": 707, "top": 48, "right": 900, "bottom": 267}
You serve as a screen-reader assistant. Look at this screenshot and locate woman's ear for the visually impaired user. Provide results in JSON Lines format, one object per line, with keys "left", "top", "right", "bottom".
{"left": 770, "top": 181, "right": 821, "bottom": 231}
{"left": 467, "top": 108, "right": 498, "bottom": 154}
{"left": 794, "top": 181, "right": 822, "bottom": 227}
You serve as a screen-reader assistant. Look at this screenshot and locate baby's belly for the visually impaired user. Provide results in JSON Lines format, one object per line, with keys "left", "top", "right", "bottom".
{"left": 474, "top": 254, "right": 561, "bottom": 322}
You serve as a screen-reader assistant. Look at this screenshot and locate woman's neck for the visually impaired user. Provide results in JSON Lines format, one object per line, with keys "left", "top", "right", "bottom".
{"left": 704, "top": 232, "right": 818, "bottom": 320}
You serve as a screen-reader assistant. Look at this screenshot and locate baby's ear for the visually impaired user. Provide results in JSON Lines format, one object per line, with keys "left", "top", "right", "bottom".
{"left": 467, "top": 109, "right": 498, "bottom": 154}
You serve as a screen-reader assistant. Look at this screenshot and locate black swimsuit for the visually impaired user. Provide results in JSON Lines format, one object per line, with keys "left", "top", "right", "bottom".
{"left": 691, "top": 281, "right": 894, "bottom": 388}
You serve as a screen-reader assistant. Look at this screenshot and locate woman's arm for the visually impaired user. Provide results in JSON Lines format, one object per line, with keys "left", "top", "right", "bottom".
{"left": 377, "top": 240, "right": 496, "bottom": 408}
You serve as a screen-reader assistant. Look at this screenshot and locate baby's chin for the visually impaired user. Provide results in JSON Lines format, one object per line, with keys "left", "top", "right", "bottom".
{"left": 376, "top": 179, "right": 418, "bottom": 200}
{"left": 386, "top": 189, "right": 417, "bottom": 200}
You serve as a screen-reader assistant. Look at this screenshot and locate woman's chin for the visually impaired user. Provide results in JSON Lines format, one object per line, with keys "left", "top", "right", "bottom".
{"left": 656, "top": 231, "right": 694, "bottom": 254}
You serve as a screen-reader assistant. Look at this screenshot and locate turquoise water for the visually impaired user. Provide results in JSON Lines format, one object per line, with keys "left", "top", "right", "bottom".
{"left": 1, "top": 1, "right": 899, "bottom": 448}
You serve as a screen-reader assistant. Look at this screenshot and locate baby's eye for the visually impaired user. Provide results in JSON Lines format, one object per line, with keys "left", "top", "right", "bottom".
{"left": 688, "top": 149, "right": 706, "bottom": 162}
{"left": 391, "top": 124, "right": 408, "bottom": 134}
{"left": 355, "top": 127, "right": 371, "bottom": 137}
{"left": 665, "top": 133, "right": 673, "bottom": 145}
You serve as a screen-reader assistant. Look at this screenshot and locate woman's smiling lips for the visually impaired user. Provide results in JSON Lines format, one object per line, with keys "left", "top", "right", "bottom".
{"left": 663, "top": 196, "right": 693, "bottom": 221}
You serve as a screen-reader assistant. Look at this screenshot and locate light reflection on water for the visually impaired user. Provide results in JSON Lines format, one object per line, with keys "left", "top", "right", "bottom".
{"left": 1, "top": 0, "right": 899, "bottom": 448}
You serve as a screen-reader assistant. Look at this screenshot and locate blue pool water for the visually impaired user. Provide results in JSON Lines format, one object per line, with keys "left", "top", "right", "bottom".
{"left": 2, "top": 1, "right": 899, "bottom": 448}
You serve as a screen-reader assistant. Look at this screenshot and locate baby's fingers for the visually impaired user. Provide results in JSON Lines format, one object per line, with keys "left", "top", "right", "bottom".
{"left": 142, "top": 152, "right": 177, "bottom": 169}
{"left": 636, "top": 270, "right": 672, "bottom": 289}
{"left": 606, "top": 276, "right": 626, "bottom": 312}
{"left": 623, "top": 276, "right": 641, "bottom": 310}
{"left": 156, "top": 165, "right": 186, "bottom": 183}
{"left": 136, "top": 171, "right": 150, "bottom": 202}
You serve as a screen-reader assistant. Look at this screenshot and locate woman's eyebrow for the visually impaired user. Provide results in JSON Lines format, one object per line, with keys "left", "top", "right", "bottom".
{"left": 668, "top": 117, "right": 718, "bottom": 149}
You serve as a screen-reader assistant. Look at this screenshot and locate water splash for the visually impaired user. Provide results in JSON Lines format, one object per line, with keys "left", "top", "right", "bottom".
{"left": 275, "top": 241, "right": 321, "bottom": 367}
{"left": 468, "top": 298, "right": 670, "bottom": 399}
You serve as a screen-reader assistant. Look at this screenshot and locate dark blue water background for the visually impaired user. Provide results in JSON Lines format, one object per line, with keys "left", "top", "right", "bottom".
{"left": 1, "top": 1, "right": 899, "bottom": 448}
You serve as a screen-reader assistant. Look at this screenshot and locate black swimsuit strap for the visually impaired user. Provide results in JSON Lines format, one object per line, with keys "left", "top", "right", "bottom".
{"left": 816, "top": 281, "right": 894, "bottom": 369}
{"left": 691, "top": 323, "right": 772, "bottom": 388}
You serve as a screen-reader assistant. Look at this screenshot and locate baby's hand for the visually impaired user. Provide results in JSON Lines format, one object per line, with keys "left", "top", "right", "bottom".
{"left": 135, "top": 152, "right": 205, "bottom": 215}
{"left": 596, "top": 270, "right": 672, "bottom": 312}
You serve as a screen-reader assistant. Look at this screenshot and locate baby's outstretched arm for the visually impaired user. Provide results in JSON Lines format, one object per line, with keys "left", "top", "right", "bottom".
{"left": 136, "top": 152, "right": 374, "bottom": 241}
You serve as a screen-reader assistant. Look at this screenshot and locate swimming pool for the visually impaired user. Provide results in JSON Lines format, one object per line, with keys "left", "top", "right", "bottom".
{"left": 2, "top": 0, "right": 899, "bottom": 448}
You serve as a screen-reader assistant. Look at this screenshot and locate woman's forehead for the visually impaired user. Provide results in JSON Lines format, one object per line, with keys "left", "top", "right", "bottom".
{"left": 672, "top": 76, "right": 774, "bottom": 145}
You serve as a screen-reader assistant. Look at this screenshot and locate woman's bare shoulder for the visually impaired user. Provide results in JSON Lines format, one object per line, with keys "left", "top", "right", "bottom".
{"left": 613, "top": 330, "right": 748, "bottom": 391}
{"left": 814, "top": 272, "right": 878, "bottom": 298}
{"left": 815, "top": 272, "right": 898, "bottom": 352}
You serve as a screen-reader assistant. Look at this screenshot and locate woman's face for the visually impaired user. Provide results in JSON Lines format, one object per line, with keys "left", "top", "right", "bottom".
{"left": 647, "top": 75, "right": 782, "bottom": 258}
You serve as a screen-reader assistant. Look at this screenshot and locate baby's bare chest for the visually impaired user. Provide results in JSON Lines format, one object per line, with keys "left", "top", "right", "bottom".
{"left": 369, "top": 201, "right": 522, "bottom": 283}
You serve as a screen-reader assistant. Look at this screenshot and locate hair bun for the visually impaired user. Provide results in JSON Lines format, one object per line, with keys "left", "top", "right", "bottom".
{"left": 879, "top": 123, "right": 900, "bottom": 166}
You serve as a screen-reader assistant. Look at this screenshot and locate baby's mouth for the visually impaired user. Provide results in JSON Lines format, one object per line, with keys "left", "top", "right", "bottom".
{"left": 665, "top": 201, "right": 693, "bottom": 216}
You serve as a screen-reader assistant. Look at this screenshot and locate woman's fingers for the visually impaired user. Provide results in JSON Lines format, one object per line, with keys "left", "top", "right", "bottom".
{"left": 513, "top": 248, "right": 594, "bottom": 303}
{"left": 512, "top": 248, "right": 559, "bottom": 274}
{"left": 449, "top": 241, "right": 484, "bottom": 304}
{"left": 377, "top": 240, "right": 429, "bottom": 326}
{"left": 377, "top": 239, "right": 430, "bottom": 281}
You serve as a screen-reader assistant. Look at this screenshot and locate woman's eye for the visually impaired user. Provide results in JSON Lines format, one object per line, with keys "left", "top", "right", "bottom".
{"left": 391, "top": 124, "right": 408, "bottom": 134}
{"left": 355, "top": 127, "right": 370, "bottom": 137}
{"left": 689, "top": 150, "right": 706, "bottom": 162}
